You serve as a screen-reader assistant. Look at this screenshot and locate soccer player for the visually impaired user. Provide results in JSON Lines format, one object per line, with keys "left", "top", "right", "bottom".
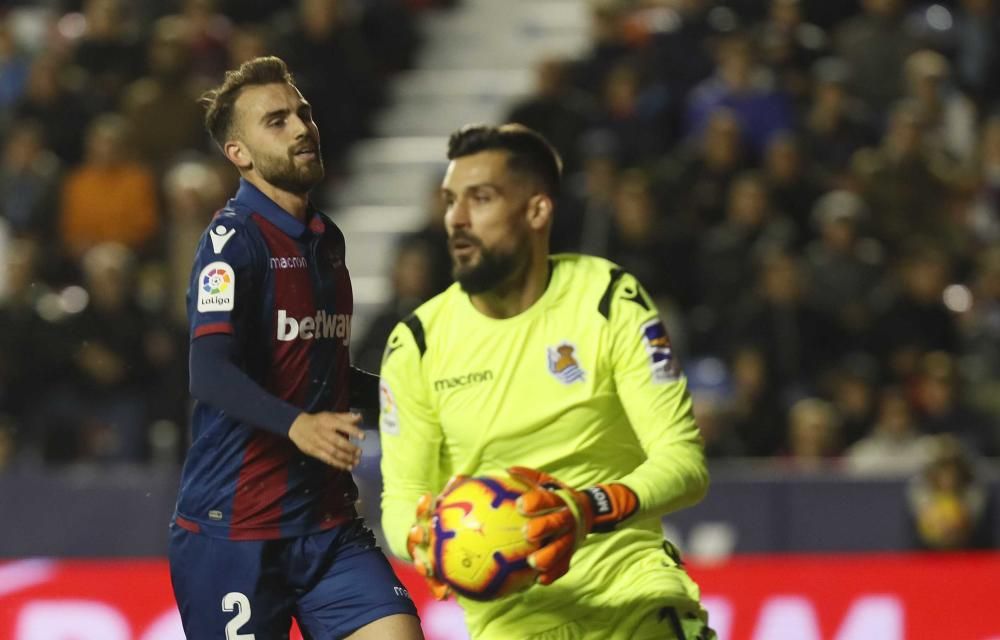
{"left": 168, "top": 56, "right": 423, "bottom": 639}
{"left": 379, "top": 124, "right": 715, "bottom": 639}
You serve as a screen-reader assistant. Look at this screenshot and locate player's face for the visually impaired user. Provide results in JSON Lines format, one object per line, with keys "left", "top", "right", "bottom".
{"left": 441, "top": 150, "right": 534, "bottom": 294}
{"left": 232, "top": 82, "right": 323, "bottom": 194}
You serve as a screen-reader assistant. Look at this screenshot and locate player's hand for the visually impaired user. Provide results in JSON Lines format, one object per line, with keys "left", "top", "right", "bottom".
{"left": 508, "top": 466, "right": 639, "bottom": 585}
{"left": 288, "top": 411, "right": 364, "bottom": 470}
{"left": 407, "top": 493, "right": 451, "bottom": 600}
{"left": 406, "top": 475, "right": 468, "bottom": 600}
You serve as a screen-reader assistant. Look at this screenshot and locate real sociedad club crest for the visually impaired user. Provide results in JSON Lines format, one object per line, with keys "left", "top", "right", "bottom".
{"left": 547, "top": 342, "right": 585, "bottom": 384}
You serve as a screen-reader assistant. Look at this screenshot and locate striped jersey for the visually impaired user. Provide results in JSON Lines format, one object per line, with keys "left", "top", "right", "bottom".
{"left": 174, "top": 179, "right": 356, "bottom": 540}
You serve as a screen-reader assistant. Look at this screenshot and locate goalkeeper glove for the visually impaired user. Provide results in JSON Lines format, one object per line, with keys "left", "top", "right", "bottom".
{"left": 406, "top": 476, "right": 468, "bottom": 601}
{"left": 508, "top": 466, "right": 639, "bottom": 585}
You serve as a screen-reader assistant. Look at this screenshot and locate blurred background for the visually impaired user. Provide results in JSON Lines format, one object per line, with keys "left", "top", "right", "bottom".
{"left": 0, "top": 0, "right": 998, "bottom": 638}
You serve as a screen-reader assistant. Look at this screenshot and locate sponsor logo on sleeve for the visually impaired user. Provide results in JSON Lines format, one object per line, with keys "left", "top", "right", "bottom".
{"left": 547, "top": 342, "right": 586, "bottom": 384}
{"left": 641, "top": 319, "right": 680, "bottom": 383}
{"left": 209, "top": 224, "right": 236, "bottom": 254}
{"left": 379, "top": 380, "right": 400, "bottom": 436}
{"left": 197, "top": 262, "right": 235, "bottom": 312}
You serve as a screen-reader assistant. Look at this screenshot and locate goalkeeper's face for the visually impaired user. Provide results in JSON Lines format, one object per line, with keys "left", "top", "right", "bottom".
{"left": 442, "top": 151, "right": 537, "bottom": 294}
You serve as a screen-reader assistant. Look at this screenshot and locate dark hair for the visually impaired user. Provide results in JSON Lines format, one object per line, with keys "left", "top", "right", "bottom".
{"left": 447, "top": 123, "right": 563, "bottom": 195}
{"left": 200, "top": 56, "right": 296, "bottom": 148}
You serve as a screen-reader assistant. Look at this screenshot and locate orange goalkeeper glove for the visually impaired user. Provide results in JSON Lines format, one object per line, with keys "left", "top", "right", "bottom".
{"left": 508, "top": 466, "right": 639, "bottom": 585}
{"left": 406, "top": 475, "right": 469, "bottom": 601}
{"left": 407, "top": 492, "right": 452, "bottom": 600}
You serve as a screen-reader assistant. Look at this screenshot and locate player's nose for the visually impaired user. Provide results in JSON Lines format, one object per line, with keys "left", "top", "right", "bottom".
{"left": 445, "top": 198, "right": 470, "bottom": 229}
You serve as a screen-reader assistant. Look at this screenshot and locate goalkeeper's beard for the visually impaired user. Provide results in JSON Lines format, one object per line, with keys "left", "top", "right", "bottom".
{"left": 451, "top": 233, "right": 527, "bottom": 295}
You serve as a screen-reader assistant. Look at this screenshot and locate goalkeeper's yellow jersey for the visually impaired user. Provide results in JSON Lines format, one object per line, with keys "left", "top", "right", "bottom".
{"left": 379, "top": 254, "right": 711, "bottom": 640}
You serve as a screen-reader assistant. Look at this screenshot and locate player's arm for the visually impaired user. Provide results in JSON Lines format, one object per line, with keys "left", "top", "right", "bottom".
{"left": 187, "top": 219, "right": 362, "bottom": 469}
{"left": 378, "top": 317, "right": 444, "bottom": 561}
{"left": 605, "top": 273, "right": 708, "bottom": 520}
{"left": 513, "top": 271, "right": 707, "bottom": 584}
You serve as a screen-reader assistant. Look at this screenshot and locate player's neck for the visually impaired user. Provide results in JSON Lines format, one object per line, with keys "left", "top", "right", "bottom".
{"left": 470, "top": 252, "right": 551, "bottom": 319}
{"left": 245, "top": 174, "right": 310, "bottom": 220}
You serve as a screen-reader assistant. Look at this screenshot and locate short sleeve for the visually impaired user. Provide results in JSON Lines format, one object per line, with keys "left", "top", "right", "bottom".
{"left": 187, "top": 217, "right": 256, "bottom": 341}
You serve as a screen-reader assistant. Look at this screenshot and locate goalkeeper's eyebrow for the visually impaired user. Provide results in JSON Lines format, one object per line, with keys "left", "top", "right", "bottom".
{"left": 442, "top": 183, "right": 502, "bottom": 201}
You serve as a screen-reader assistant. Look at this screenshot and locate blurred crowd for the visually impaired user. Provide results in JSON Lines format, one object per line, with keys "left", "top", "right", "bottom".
{"left": 1, "top": 0, "right": 998, "bottom": 539}
{"left": 0, "top": 0, "right": 448, "bottom": 466}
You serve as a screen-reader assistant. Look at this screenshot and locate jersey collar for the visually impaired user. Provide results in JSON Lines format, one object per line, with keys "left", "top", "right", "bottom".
{"left": 234, "top": 178, "right": 325, "bottom": 238}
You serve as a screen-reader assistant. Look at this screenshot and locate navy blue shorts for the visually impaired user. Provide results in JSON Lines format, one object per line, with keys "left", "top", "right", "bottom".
{"left": 168, "top": 518, "right": 418, "bottom": 639}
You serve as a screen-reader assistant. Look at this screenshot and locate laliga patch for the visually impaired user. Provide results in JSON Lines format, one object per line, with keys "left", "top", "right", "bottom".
{"left": 209, "top": 224, "right": 236, "bottom": 254}
{"left": 641, "top": 319, "right": 680, "bottom": 383}
{"left": 379, "top": 380, "right": 400, "bottom": 436}
{"left": 547, "top": 341, "right": 586, "bottom": 384}
{"left": 197, "top": 261, "right": 235, "bottom": 312}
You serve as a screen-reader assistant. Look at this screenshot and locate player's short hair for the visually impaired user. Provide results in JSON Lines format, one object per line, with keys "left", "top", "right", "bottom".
{"left": 200, "top": 56, "right": 296, "bottom": 148}
{"left": 447, "top": 123, "right": 563, "bottom": 196}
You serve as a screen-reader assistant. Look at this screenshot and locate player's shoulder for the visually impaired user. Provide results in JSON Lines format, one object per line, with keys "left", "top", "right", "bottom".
{"left": 383, "top": 284, "right": 462, "bottom": 363}
{"left": 551, "top": 253, "right": 649, "bottom": 320}
{"left": 194, "top": 202, "right": 263, "bottom": 260}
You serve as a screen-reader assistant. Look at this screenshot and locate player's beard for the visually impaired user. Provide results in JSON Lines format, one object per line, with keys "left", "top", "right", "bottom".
{"left": 451, "top": 230, "right": 526, "bottom": 294}
{"left": 255, "top": 145, "right": 324, "bottom": 195}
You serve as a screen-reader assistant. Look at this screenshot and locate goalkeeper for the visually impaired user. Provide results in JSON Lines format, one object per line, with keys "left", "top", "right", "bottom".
{"left": 379, "top": 124, "right": 715, "bottom": 640}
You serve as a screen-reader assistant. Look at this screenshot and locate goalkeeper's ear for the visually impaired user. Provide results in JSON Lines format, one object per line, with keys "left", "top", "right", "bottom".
{"left": 526, "top": 193, "right": 553, "bottom": 231}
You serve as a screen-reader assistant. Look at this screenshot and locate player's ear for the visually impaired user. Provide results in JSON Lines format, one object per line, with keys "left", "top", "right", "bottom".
{"left": 526, "top": 194, "right": 553, "bottom": 231}
{"left": 224, "top": 140, "right": 252, "bottom": 170}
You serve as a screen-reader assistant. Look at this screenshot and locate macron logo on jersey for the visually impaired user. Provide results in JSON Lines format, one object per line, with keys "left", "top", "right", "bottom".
{"left": 277, "top": 309, "right": 352, "bottom": 345}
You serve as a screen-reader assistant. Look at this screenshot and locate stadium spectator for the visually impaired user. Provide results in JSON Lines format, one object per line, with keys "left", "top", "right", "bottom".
{"left": 851, "top": 100, "right": 957, "bottom": 250}
{"left": 354, "top": 236, "right": 436, "bottom": 374}
{"left": 803, "top": 190, "right": 883, "bottom": 345}
{"left": 70, "top": 0, "right": 144, "bottom": 112}
{"left": 846, "top": 386, "right": 929, "bottom": 475}
{"left": 964, "top": 114, "right": 1000, "bottom": 244}
{"left": 686, "top": 33, "right": 793, "bottom": 157}
{"left": 58, "top": 113, "right": 159, "bottom": 262}
{"left": 0, "top": 119, "right": 61, "bottom": 239}
{"left": 907, "top": 434, "right": 993, "bottom": 550}
{"left": 952, "top": 0, "right": 1000, "bottom": 110}
{"left": 174, "top": 0, "right": 233, "bottom": 83}
{"left": 653, "top": 107, "right": 748, "bottom": 232}
{"left": 732, "top": 248, "right": 841, "bottom": 398}
{"left": 606, "top": 169, "right": 671, "bottom": 300}
{"left": 14, "top": 50, "right": 94, "bottom": 165}
{"left": 913, "top": 351, "right": 995, "bottom": 456}
{"left": 394, "top": 174, "right": 452, "bottom": 296}
{"left": 872, "top": 242, "right": 959, "bottom": 379}
{"left": 827, "top": 353, "right": 881, "bottom": 447}
{"left": 119, "top": 16, "right": 209, "bottom": 172}
{"left": 761, "top": 131, "right": 823, "bottom": 236}
{"left": 903, "top": 49, "right": 978, "bottom": 166}
{"left": 784, "top": 397, "right": 842, "bottom": 470}
{"left": 752, "top": 0, "right": 828, "bottom": 105}
{"left": 696, "top": 171, "right": 796, "bottom": 345}
{"left": 506, "top": 56, "right": 597, "bottom": 174}
{"left": 833, "top": 0, "right": 918, "bottom": 114}
{"left": 798, "top": 56, "right": 876, "bottom": 185}
{"left": 961, "top": 246, "right": 1000, "bottom": 421}
{"left": 0, "top": 17, "right": 30, "bottom": 112}
{"left": 728, "top": 346, "right": 785, "bottom": 456}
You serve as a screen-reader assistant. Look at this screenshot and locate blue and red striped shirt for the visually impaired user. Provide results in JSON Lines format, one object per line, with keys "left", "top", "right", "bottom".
{"left": 174, "top": 179, "right": 357, "bottom": 540}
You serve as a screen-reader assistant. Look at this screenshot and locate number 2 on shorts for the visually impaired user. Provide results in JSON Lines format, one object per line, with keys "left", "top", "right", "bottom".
{"left": 222, "top": 592, "right": 255, "bottom": 640}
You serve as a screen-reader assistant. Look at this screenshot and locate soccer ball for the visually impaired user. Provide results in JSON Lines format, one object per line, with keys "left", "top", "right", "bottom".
{"left": 432, "top": 473, "right": 540, "bottom": 601}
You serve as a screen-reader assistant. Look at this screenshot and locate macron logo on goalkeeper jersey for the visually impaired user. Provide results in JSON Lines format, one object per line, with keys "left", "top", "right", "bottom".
{"left": 276, "top": 309, "right": 352, "bottom": 345}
